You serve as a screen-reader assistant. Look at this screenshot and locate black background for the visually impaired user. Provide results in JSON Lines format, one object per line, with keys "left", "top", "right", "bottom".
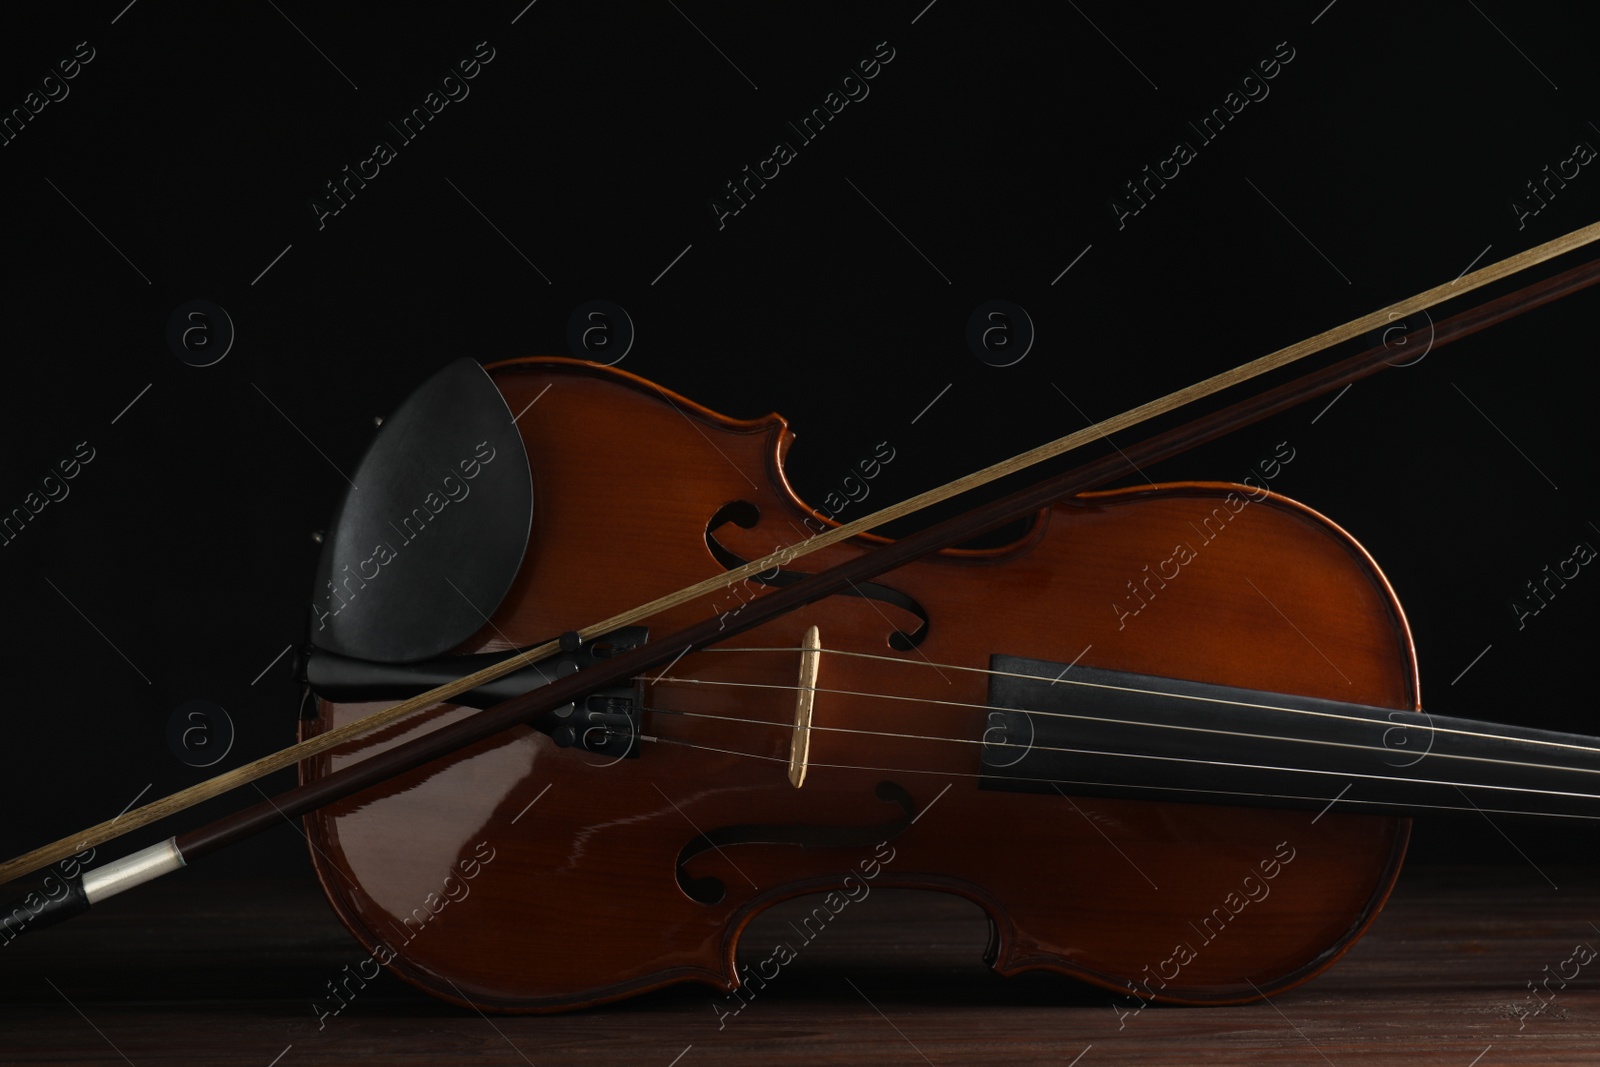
{"left": 1, "top": 1, "right": 1596, "bottom": 894}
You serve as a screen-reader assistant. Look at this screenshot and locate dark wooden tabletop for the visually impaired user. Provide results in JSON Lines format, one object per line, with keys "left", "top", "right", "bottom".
{"left": 2, "top": 864, "right": 1596, "bottom": 1066}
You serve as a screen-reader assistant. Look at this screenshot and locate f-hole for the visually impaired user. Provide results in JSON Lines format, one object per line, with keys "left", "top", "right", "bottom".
{"left": 674, "top": 781, "right": 916, "bottom": 904}
{"left": 704, "top": 501, "right": 930, "bottom": 650}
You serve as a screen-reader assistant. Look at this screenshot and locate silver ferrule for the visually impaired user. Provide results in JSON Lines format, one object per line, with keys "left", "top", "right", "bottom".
{"left": 81, "top": 837, "right": 185, "bottom": 904}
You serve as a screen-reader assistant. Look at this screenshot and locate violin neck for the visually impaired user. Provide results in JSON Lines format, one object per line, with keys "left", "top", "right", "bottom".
{"left": 979, "top": 656, "right": 1600, "bottom": 822}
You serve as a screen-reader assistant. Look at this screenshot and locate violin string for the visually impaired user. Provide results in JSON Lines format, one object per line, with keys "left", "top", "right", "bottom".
{"left": 639, "top": 674, "right": 1600, "bottom": 783}
{"left": 636, "top": 702, "right": 1600, "bottom": 804}
{"left": 638, "top": 734, "right": 1600, "bottom": 822}
{"left": 660, "top": 644, "right": 1600, "bottom": 760}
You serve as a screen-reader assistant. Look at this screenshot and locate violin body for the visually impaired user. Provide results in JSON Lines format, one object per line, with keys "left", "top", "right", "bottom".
{"left": 300, "top": 357, "right": 1413, "bottom": 1012}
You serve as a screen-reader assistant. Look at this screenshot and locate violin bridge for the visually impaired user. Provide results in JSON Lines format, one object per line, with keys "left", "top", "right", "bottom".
{"left": 788, "top": 625, "right": 822, "bottom": 788}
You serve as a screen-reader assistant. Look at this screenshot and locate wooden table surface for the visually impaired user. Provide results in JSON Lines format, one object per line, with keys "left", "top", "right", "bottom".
{"left": 2, "top": 864, "right": 1595, "bottom": 1066}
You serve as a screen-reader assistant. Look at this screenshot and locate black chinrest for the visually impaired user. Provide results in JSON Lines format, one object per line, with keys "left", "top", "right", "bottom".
{"left": 308, "top": 359, "right": 533, "bottom": 663}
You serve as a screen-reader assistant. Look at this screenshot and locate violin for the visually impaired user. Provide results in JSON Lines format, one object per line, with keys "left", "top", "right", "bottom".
{"left": 287, "top": 350, "right": 1595, "bottom": 1013}
{"left": 301, "top": 353, "right": 1421, "bottom": 1013}
{"left": 5, "top": 235, "right": 1599, "bottom": 1019}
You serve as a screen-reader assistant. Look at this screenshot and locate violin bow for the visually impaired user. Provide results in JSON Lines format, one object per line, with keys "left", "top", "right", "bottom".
{"left": 4, "top": 219, "right": 1600, "bottom": 930}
